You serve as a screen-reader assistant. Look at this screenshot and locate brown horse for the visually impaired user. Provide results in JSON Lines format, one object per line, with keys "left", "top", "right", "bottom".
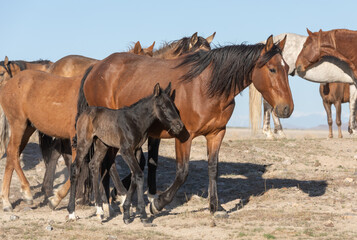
{"left": 48, "top": 41, "right": 155, "bottom": 77}
{"left": 0, "top": 33, "right": 217, "bottom": 213}
{"left": 40, "top": 32, "right": 216, "bottom": 207}
{"left": 0, "top": 57, "right": 53, "bottom": 156}
{"left": 77, "top": 35, "right": 293, "bottom": 216}
{"left": 0, "top": 56, "right": 52, "bottom": 82}
{"left": 320, "top": 82, "right": 350, "bottom": 138}
{"left": 0, "top": 70, "right": 83, "bottom": 212}
{"left": 296, "top": 28, "right": 357, "bottom": 83}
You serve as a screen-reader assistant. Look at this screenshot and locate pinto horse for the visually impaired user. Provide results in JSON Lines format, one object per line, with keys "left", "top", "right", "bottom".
{"left": 76, "top": 35, "right": 293, "bottom": 215}
{"left": 249, "top": 32, "right": 357, "bottom": 138}
{"left": 69, "top": 83, "right": 183, "bottom": 223}
{"left": 320, "top": 82, "right": 350, "bottom": 138}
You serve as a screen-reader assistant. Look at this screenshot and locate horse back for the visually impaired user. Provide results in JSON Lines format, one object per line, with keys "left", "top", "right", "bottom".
{"left": 83, "top": 52, "right": 236, "bottom": 138}
{"left": 0, "top": 70, "right": 80, "bottom": 138}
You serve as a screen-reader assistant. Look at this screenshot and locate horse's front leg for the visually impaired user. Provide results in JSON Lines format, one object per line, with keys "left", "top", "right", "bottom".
{"left": 206, "top": 129, "right": 226, "bottom": 215}
{"left": 120, "top": 148, "right": 147, "bottom": 224}
{"left": 272, "top": 112, "right": 285, "bottom": 139}
{"left": 147, "top": 137, "right": 160, "bottom": 202}
{"left": 150, "top": 137, "right": 192, "bottom": 214}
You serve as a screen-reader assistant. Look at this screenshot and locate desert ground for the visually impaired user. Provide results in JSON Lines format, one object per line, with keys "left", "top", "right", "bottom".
{"left": 0, "top": 128, "right": 356, "bottom": 240}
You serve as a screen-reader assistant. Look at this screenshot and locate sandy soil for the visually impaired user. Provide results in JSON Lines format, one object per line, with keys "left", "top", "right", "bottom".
{"left": 0, "top": 128, "right": 356, "bottom": 240}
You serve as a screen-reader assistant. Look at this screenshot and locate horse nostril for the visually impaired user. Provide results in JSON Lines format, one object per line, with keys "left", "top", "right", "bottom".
{"left": 283, "top": 106, "right": 290, "bottom": 117}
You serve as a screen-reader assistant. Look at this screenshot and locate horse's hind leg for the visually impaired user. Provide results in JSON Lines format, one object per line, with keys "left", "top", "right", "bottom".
{"left": 335, "top": 101, "right": 343, "bottom": 138}
{"left": 89, "top": 140, "right": 108, "bottom": 220}
{"left": 2, "top": 122, "right": 35, "bottom": 211}
{"left": 39, "top": 134, "right": 62, "bottom": 199}
{"left": 262, "top": 101, "right": 274, "bottom": 139}
{"left": 272, "top": 112, "right": 285, "bottom": 139}
{"left": 322, "top": 101, "right": 333, "bottom": 138}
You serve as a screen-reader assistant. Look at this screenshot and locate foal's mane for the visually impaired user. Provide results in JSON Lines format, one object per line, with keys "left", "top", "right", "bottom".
{"left": 177, "top": 43, "right": 282, "bottom": 98}
{"left": 0, "top": 59, "right": 52, "bottom": 70}
{"left": 153, "top": 36, "right": 210, "bottom": 57}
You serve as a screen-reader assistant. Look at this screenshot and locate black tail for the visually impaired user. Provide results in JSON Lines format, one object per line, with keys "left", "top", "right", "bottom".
{"left": 38, "top": 132, "right": 55, "bottom": 165}
{"left": 75, "top": 65, "right": 94, "bottom": 129}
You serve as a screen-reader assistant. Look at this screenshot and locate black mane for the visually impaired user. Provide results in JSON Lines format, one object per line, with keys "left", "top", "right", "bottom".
{"left": 0, "top": 59, "right": 52, "bottom": 70}
{"left": 153, "top": 36, "right": 210, "bottom": 57}
{"left": 177, "top": 43, "right": 282, "bottom": 98}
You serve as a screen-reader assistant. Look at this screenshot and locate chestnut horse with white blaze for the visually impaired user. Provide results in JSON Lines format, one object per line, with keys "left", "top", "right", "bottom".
{"left": 76, "top": 35, "right": 293, "bottom": 216}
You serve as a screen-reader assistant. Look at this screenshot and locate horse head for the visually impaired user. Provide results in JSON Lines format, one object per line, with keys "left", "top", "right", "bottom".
{"left": 251, "top": 35, "right": 294, "bottom": 118}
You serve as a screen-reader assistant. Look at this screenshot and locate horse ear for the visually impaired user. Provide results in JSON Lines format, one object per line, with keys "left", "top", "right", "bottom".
{"left": 206, "top": 32, "right": 216, "bottom": 44}
{"left": 154, "top": 83, "right": 161, "bottom": 97}
{"left": 278, "top": 35, "right": 287, "bottom": 51}
{"left": 164, "top": 82, "right": 172, "bottom": 95}
{"left": 190, "top": 32, "right": 198, "bottom": 47}
{"left": 265, "top": 35, "right": 274, "bottom": 52}
{"left": 133, "top": 41, "right": 142, "bottom": 54}
{"left": 4, "top": 56, "right": 9, "bottom": 67}
{"left": 306, "top": 28, "right": 313, "bottom": 36}
{"left": 147, "top": 41, "right": 155, "bottom": 52}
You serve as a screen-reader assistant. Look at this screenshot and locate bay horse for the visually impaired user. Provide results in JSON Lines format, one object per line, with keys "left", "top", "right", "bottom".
{"left": 249, "top": 32, "right": 357, "bottom": 138}
{"left": 0, "top": 57, "right": 53, "bottom": 156}
{"left": 69, "top": 83, "right": 183, "bottom": 223}
{"left": 76, "top": 35, "right": 293, "bottom": 216}
{"left": 320, "top": 82, "right": 350, "bottom": 138}
{"left": 40, "top": 41, "right": 154, "bottom": 202}
{"left": 0, "top": 56, "right": 52, "bottom": 82}
{"left": 40, "top": 32, "right": 215, "bottom": 208}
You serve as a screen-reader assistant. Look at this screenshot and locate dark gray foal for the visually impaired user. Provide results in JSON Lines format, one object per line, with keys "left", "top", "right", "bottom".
{"left": 67, "top": 83, "right": 184, "bottom": 224}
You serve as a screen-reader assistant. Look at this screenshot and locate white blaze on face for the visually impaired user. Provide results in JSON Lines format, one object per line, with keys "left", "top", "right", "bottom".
{"left": 281, "top": 59, "right": 285, "bottom": 67}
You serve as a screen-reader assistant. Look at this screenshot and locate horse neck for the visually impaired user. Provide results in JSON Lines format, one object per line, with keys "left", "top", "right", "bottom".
{"left": 323, "top": 30, "right": 357, "bottom": 80}
{"left": 153, "top": 44, "right": 176, "bottom": 59}
{"left": 25, "top": 62, "right": 52, "bottom": 72}
{"left": 281, "top": 33, "right": 306, "bottom": 75}
{"left": 127, "top": 97, "right": 157, "bottom": 135}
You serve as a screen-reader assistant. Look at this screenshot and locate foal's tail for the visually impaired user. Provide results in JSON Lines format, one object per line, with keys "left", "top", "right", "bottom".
{"left": 249, "top": 84, "right": 262, "bottom": 135}
{"left": 0, "top": 105, "right": 10, "bottom": 158}
{"left": 75, "top": 65, "right": 94, "bottom": 129}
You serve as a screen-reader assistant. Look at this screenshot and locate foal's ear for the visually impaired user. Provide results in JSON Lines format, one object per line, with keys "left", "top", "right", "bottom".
{"left": 190, "top": 32, "right": 198, "bottom": 47}
{"left": 278, "top": 35, "right": 287, "bottom": 51}
{"left": 265, "top": 35, "right": 274, "bottom": 52}
{"left": 133, "top": 41, "right": 142, "bottom": 54}
{"left": 164, "top": 82, "right": 172, "bottom": 95}
{"left": 206, "top": 32, "right": 216, "bottom": 44}
{"left": 306, "top": 28, "right": 313, "bottom": 36}
{"left": 154, "top": 83, "right": 161, "bottom": 97}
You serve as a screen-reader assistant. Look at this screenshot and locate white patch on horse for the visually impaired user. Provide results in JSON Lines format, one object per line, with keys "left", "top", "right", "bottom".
{"left": 281, "top": 59, "right": 285, "bottom": 67}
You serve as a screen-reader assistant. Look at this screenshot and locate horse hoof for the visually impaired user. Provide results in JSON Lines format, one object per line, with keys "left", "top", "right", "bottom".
{"left": 3, "top": 206, "right": 13, "bottom": 212}
{"left": 123, "top": 218, "right": 131, "bottom": 225}
{"left": 24, "top": 199, "right": 33, "bottom": 205}
{"left": 147, "top": 193, "right": 158, "bottom": 203}
{"left": 149, "top": 202, "right": 160, "bottom": 215}
{"left": 66, "top": 213, "right": 79, "bottom": 222}
{"left": 48, "top": 196, "right": 59, "bottom": 210}
{"left": 213, "top": 211, "right": 229, "bottom": 219}
{"left": 141, "top": 218, "right": 149, "bottom": 224}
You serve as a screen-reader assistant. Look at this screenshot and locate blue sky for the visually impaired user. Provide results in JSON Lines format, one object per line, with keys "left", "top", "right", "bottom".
{"left": 1, "top": 1, "right": 355, "bottom": 129}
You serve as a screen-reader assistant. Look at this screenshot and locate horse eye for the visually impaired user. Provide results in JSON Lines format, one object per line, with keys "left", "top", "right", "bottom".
{"left": 269, "top": 68, "right": 276, "bottom": 73}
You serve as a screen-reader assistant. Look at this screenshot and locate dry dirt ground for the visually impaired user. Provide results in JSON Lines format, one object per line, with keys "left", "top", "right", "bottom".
{"left": 0, "top": 128, "right": 356, "bottom": 240}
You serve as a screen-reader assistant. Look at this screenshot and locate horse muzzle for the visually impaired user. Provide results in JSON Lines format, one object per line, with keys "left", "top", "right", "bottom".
{"left": 170, "top": 120, "right": 184, "bottom": 135}
{"left": 274, "top": 104, "right": 293, "bottom": 118}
